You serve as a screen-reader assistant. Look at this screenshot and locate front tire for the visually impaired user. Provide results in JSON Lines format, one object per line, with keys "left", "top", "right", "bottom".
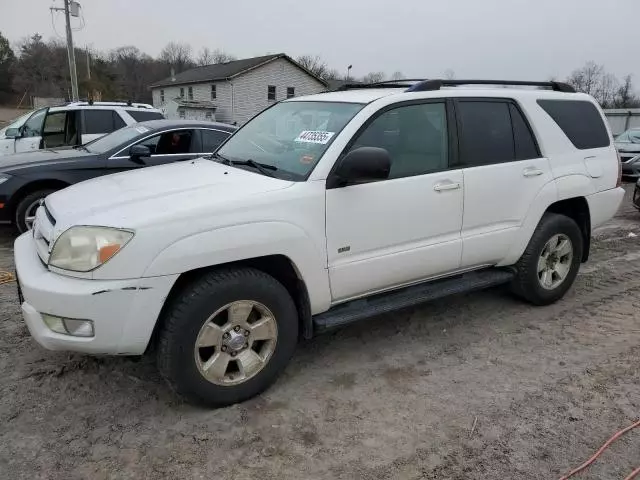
{"left": 157, "top": 268, "right": 299, "bottom": 407}
{"left": 15, "top": 189, "right": 56, "bottom": 234}
{"left": 511, "top": 213, "right": 583, "bottom": 305}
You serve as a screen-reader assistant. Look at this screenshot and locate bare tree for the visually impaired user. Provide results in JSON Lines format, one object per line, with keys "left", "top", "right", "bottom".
{"left": 197, "top": 47, "right": 214, "bottom": 66}
{"left": 324, "top": 68, "right": 340, "bottom": 80}
{"left": 613, "top": 75, "right": 640, "bottom": 108}
{"left": 159, "top": 42, "right": 193, "bottom": 73}
{"left": 390, "top": 71, "right": 405, "bottom": 81}
{"left": 444, "top": 69, "right": 456, "bottom": 80}
{"left": 297, "top": 55, "right": 328, "bottom": 79}
{"left": 361, "top": 71, "right": 386, "bottom": 84}
{"left": 566, "top": 61, "right": 604, "bottom": 96}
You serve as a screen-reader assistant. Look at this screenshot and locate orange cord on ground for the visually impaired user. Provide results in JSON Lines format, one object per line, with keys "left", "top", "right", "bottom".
{"left": 559, "top": 418, "right": 640, "bottom": 480}
{"left": 624, "top": 466, "right": 640, "bottom": 480}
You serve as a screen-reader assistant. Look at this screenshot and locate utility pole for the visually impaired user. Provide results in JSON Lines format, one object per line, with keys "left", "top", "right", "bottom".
{"left": 52, "top": 0, "right": 79, "bottom": 101}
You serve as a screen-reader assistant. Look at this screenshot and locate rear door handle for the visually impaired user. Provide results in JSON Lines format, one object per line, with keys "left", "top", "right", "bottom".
{"left": 523, "top": 167, "right": 543, "bottom": 177}
{"left": 433, "top": 181, "right": 461, "bottom": 192}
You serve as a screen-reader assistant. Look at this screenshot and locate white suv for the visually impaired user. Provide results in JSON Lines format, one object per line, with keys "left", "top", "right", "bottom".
{"left": 0, "top": 102, "right": 164, "bottom": 156}
{"left": 14, "top": 79, "right": 624, "bottom": 406}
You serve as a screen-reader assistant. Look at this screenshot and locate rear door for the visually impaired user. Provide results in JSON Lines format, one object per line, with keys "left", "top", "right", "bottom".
{"left": 81, "top": 109, "right": 124, "bottom": 144}
{"left": 456, "top": 99, "right": 552, "bottom": 268}
{"left": 197, "top": 128, "right": 232, "bottom": 154}
{"left": 107, "top": 129, "right": 199, "bottom": 173}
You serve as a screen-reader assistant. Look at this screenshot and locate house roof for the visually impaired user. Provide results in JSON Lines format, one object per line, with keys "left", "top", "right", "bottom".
{"left": 150, "top": 53, "right": 328, "bottom": 89}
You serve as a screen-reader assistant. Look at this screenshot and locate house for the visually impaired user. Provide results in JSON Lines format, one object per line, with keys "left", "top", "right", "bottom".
{"left": 149, "top": 53, "right": 328, "bottom": 125}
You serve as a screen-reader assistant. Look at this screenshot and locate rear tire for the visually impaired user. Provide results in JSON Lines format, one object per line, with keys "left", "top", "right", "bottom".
{"left": 511, "top": 213, "right": 583, "bottom": 306}
{"left": 157, "top": 268, "right": 299, "bottom": 407}
{"left": 14, "top": 189, "right": 56, "bottom": 234}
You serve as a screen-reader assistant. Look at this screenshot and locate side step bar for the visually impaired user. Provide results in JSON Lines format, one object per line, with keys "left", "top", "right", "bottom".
{"left": 313, "top": 269, "right": 515, "bottom": 331}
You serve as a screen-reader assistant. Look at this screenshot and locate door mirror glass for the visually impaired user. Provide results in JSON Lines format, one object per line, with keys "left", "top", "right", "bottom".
{"left": 5, "top": 127, "right": 21, "bottom": 139}
{"left": 129, "top": 144, "right": 151, "bottom": 164}
{"left": 329, "top": 147, "right": 391, "bottom": 188}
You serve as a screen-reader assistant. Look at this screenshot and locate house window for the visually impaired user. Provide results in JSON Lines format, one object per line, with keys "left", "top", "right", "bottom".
{"left": 160, "top": 89, "right": 164, "bottom": 102}
{"left": 188, "top": 87, "right": 193, "bottom": 100}
{"left": 287, "top": 87, "right": 295, "bottom": 99}
{"left": 211, "top": 85, "right": 216, "bottom": 100}
{"left": 205, "top": 111, "right": 212, "bottom": 120}
{"left": 267, "top": 85, "right": 276, "bottom": 101}
{"left": 180, "top": 88, "right": 184, "bottom": 98}
{"left": 179, "top": 110, "right": 185, "bottom": 119}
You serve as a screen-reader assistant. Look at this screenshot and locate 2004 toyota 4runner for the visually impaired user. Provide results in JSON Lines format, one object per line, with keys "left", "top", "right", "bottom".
{"left": 14, "top": 79, "right": 624, "bottom": 406}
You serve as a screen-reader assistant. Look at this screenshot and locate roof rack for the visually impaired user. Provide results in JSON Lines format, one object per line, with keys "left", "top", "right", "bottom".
{"left": 61, "top": 101, "right": 155, "bottom": 109}
{"left": 406, "top": 79, "right": 576, "bottom": 93}
{"left": 337, "top": 79, "right": 576, "bottom": 94}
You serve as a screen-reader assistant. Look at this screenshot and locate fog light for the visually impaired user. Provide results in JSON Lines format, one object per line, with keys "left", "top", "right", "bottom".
{"left": 42, "top": 314, "right": 94, "bottom": 337}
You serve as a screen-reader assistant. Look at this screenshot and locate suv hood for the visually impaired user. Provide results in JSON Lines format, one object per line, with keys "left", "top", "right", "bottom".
{"left": 46, "top": 159, "right": 294, "bottom": 228}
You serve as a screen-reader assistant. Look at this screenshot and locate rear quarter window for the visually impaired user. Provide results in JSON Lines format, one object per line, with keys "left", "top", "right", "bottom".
{"left": 537, "top": 99, "right": 610, "bottom": 149}
{"left": 126, "top": 110, "right": 165, "bottom": 122}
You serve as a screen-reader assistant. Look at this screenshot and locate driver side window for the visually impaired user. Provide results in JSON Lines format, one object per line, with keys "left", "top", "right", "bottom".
{"left": 134, "top": 130, "right": 195, "bottom": 155}
{"left": 347, "top": 102, "right": 449, "bottom": 180}
{"left": 22, "top": 109, "right": 47, "bottom": 137}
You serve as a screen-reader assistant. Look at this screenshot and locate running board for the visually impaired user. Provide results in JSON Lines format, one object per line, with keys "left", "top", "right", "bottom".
{"left": 313, "top": 269, "right": 515, "bottom": 331}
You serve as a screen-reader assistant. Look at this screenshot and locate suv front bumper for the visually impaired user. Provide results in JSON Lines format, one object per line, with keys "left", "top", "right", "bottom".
{"left": 14, "top": 232, "right": 178, "bottom": 355}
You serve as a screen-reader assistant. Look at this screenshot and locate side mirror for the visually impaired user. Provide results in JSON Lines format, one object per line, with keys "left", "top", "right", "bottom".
{"left": 328, "top": 147, "right": 391, "bottom": 188}
{"left": 129, "top": 144, "right": 150, "bottom": 165}
{"left": 5, "top": 127, "right": 21, "bottom": 139}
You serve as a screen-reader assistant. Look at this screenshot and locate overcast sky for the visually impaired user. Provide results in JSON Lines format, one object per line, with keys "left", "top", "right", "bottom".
{"left": 1, "top": 0, "right": 638, "bottom": 82}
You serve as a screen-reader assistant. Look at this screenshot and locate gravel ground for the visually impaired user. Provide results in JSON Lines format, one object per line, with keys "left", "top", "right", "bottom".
{"left": 1, "top": 186, "right": 639, "bottom": 480}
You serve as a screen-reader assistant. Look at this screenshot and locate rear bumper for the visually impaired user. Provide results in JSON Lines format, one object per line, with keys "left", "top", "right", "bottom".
{"left": 586, "top": 187, "right": 625, "bottom": 229}
{"left": 14, "top": 232, "right": 178, "bottom": 355}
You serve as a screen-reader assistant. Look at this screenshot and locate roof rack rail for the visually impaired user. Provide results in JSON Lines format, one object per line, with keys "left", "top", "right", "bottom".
{"left": 336, "top": 80, "right": 424, "bottom": 91}
{"left": 406, "top": 79, "right": 576, "bottom": 93}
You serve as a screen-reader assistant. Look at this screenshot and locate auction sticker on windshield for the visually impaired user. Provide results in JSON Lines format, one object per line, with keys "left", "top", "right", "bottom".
{"left": 295, "top": 131, "right": 335, "bottom": 144}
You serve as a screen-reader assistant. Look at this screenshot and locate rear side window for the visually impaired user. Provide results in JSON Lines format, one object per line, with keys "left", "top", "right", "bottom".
{"left": 537, "top": 100, "right": 610, "bottom": 149}
{"left": 509, "top": 104, "right": 540, "bottom": 160}
{"left": 200, "top": 129, "right": 230, "bottom": 152}
{"left": 457, "top": 101, "right": 514, "bottom": 166}
{"left": 84, "top": 110, "right": 115, "bottom": 134}
{"left": 126, "top": 110, "right": 165, "bottom": 122}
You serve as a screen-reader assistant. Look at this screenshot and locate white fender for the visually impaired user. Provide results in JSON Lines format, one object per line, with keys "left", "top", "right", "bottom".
{"left": 143, "top": 221, "right": 332, "bottom": 313}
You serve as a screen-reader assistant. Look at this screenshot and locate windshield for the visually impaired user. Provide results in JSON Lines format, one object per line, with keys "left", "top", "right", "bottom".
{"left": 84, "top": 124, "right": 152, "bottom": 153}
{"left": 216, "top": 101, "right": 364, "bottom": 180}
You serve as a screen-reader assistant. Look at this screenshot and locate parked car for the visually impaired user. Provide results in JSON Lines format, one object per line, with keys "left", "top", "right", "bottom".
{"left": 615, "top": 128, "right": 640, "bottom": 178}
{"left": 15, "top": 79, "right": 624, "bottom": 407}
{"left": 1, "top": 120, "right": 236, "bottom": 232}
{"left": 0, "top": 101, "right": 164, "bottom": 156}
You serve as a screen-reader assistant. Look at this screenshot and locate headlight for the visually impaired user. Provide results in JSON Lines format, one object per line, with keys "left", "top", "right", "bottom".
{"left": 0, "top": 173, "right": 10, "bottom": 186}
{"left": 49, "top": 226, "right": 134, "bottom": 272}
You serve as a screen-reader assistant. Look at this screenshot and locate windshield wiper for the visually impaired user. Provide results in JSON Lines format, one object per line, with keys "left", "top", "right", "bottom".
{"left": 213, "top": 153, "right": 277, "bottom": 177}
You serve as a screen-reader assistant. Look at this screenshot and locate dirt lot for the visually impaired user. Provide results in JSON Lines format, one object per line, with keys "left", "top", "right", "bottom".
{"left": 0, "top": 107, "right": 29, "bottom": 127}
{"left": 1, "top": 187, "right": 639, "bottom": 480}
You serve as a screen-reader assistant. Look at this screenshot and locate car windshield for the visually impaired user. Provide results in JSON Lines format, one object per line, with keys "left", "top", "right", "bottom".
{"left": 216, "top": 101, "right": 364, "bottom": 180}
{"left": 84, "top": 124, "right": 152, "bottom": 153}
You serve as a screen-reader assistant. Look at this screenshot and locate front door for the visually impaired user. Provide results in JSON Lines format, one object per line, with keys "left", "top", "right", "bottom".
{"left": 14, "top": 108, "right": 48, "bottom": 153}
{"left": 454, "top": 99, "right": 552, "bottom": 267}
{"left": 325, "top": 101, "right": 464, "bottom": 302}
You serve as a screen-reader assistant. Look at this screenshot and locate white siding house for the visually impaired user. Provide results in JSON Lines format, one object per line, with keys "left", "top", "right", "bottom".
{"left": 150, "top": 54, "right": 327, "bottom": 125}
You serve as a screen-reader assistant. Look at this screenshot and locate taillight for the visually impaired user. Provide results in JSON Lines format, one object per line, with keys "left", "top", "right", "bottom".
{"left": 616, "top": 148, "right": 622, "bottom": 187}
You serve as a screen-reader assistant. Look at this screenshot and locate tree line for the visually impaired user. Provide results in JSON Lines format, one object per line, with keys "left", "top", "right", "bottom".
{"left": 0, "top": 31, "right": 638, "bottom": 109}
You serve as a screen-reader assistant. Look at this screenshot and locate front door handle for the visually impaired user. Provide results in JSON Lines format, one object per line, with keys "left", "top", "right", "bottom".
{"left": 523, "top": 167, "right": 544, "bottom": 177}
{"left": 434, "top": 181, "right": 461, "bottom": 192}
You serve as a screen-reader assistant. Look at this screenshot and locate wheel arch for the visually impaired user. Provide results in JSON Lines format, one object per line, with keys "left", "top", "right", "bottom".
{"left": 9, "top": 179, "right": 70, "bottom": 220}
{"left": 147, "top": 254, "right": 314, "bottom": 354}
